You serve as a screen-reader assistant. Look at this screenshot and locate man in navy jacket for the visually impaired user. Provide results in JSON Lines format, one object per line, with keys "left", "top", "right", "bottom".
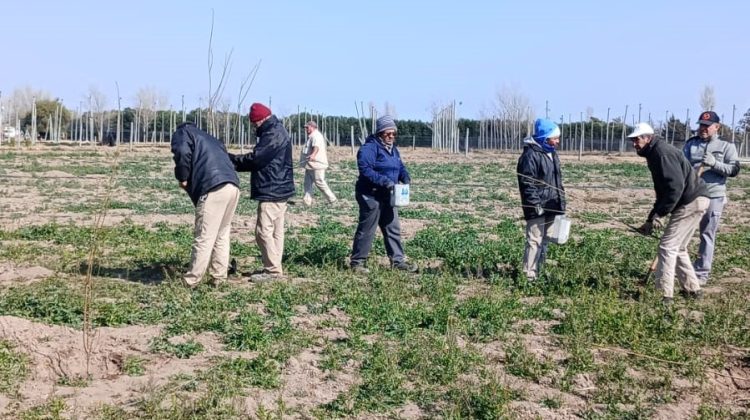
{"left": 171, "top": 122, "right": 240, "bottom": 288}
{"left": 229, "top": 103, "right": 295, "bottom": 282}
{"left": 350, "top": 115, "right": 417, "bottom": 273}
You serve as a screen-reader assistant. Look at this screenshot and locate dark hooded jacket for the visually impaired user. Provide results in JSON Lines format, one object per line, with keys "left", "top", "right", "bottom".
{"left": 517, "top": 139, "right": 566, "bottom": 220}
{"left": 229, "top": 115, "right": 295, "bottom": 202}
{"left": 638, "top": 137, "right": 707, "bottom": 221}
{"left": 171, "top": 122, "right": 239, "bottom": 206}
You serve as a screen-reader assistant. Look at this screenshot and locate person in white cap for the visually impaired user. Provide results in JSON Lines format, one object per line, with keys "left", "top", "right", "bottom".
{"left": 628, "top": 122, "right": 709, "bottom": 306}
{"left": 301, "top": 120, "right": 337, "bottom": 206}
{"left": 682, "top": 111, "right": 741, "bottom": 285}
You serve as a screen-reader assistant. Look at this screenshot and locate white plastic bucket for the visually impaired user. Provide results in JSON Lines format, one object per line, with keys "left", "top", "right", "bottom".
{"left": 550, "top": 214, "right": 571, "bottom": 244}
{"left": 391, "top": 184, "right": 410, "bottom": 207}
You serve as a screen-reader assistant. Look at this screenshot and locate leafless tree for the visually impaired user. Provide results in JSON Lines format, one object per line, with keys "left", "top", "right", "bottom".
{"left": 495, "top": 85, "right": 533, "bottom": 148}
{"left": 207, "top": 9, "right": 233, "bottom": 137}
{"left": 8, "top": 86, "right": 51, "bottom": 120}
{"left": 699, "top": 85, "right": 716, "bottom": 111}
{"left": 135, "top": 87, "right": 167, "bottom": 143}
{"left": 88, "top": 86, "right": 108, "bottom": 142}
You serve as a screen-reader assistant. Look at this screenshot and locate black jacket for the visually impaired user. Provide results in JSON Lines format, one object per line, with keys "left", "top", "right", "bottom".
{"left": 517, "top": 140, "right": 566, "bottom": 220}
{"left": 229, "top": 115, "right": 295, "bottom": 202}
{"left": 638, "top": 137, "right": 707, "bottom": 221}
{"left": 171, "top": 122, "right": 239, "bottom": 206}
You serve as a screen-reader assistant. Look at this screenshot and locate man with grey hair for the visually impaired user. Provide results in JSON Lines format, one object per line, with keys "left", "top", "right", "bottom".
{"left": 683, "top": 111, "right": 741, "bottom": 285}
{"left": 301, "top": 120, "right": 337, "bottom": 206}
{"left": 629, "top": 122, "right": 709, "bottom": 306}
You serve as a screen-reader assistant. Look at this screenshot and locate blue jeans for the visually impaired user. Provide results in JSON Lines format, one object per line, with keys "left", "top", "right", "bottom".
{"left": 350, "top": 192, "right": 405, "bottom": 265}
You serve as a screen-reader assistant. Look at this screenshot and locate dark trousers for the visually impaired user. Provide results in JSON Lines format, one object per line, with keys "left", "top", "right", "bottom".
{"left": 351, "top": 192, "right": 404, "bottom": 265}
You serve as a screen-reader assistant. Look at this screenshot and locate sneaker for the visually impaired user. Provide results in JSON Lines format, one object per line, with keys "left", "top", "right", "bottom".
{"left": 350, "top": 264, "right": 370, "bottom": 274}
{"left": 392, "top": 261, "right": 418, "bottom": 273}
{"left": 249, "top": 272, "right": 283, "bottom": 283}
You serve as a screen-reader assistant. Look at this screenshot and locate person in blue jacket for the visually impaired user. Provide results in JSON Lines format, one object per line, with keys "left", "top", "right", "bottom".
{"left": 350, "top": 115, "right": 417, "bottom": 274}
{"left": 171, "top": 122, "right": 240, "bottom": 288}
{"left": 517, "top": 118, "right": 566, "bottom": 280}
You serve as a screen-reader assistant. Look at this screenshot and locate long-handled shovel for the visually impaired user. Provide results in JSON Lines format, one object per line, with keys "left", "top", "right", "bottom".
{"left": 640, "top": 256, "right": 658, "bottom": 286}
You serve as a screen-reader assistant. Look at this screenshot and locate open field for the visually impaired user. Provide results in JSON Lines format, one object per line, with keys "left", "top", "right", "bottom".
{"left": 0, "top": 144, "right": 749, "bottom": 419}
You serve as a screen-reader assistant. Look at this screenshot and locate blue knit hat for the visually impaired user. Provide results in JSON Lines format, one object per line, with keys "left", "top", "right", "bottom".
{"left": 376, "top": 115, "right": 397, "bottom": 134}
{"left": 532, "top": 118, "right": 560, "bottom": 152}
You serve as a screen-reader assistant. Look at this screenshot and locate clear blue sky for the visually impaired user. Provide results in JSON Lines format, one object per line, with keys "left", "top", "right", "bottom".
{"left": 2, "top": 0, "right": 749, "bottom": 123}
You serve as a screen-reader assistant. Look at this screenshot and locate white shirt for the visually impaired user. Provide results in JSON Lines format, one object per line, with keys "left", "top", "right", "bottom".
{"left": 305, "top": 129, "right": 329, "bottom": 167}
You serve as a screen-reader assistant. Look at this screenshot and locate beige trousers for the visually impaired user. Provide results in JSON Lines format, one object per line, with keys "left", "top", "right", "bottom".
{"left": 184, "top": 183, "right": 240, "bottom": 285}
{"left": 256, "top": 201, "right": 288, "bottom": 275}
{"left": 656, "top": 196, "right": 709, "bottom": 298}
{"left": 522, "top": 214, "right": 556, "bottom": 279}
{"left": 303, "top": 169, "right": 337, "bottom": 205}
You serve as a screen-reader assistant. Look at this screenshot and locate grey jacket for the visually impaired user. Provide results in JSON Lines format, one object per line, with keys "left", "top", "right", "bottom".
{"left": 683, "top": 135, "right": 740, "bottom": 198}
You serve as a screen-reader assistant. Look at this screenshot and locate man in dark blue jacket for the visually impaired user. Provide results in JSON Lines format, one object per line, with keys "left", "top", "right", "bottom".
{"left": 350, "top": 115, "right": 417, "bottom": 273}
{"left": 629, "top": 122, "right": 709, "bottom": 306}
{"left": 229, "top": 103, "right": 295, "bottom": 282}
{"left": 171, "top": 122, "right": 240, "bottom": 288}
{"left": 517, "top": 118, "right": 566, "bottom": 280}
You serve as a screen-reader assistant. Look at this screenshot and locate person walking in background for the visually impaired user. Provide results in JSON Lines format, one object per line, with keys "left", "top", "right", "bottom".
{"left": 629, "top": 122, "right": 709, "bottom": 306}
{"left": 229, "top": 103, "right": 295, "bottom": 282}
{"left": 517, "top": 118, "right": 566, "bottom": 281}
{"left": 350, "top": 115, "right": 417, "bottom": 274}
{"left": 171, "top": 121, "right": 240, "bottom": 288}
{"left": 301, "top": 120, "right": 337, "bottom": 206}
{"left": 682, "top": 111, "right": 741, "bottom": 285}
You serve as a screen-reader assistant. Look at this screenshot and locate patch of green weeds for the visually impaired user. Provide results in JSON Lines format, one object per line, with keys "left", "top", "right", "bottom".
{"left": 441, "top": 376, "right": 518, "bottom": 419}
{"left": 122, "top": 355, "right": 146, "bottom": 376}
{"left": 150, "top": 336, "right": 205, "bottom": 359}
{"left": 56, "top": 374, "right": 90, "bottom": 387}
{"left": 504, "top": 339, "right": 554, "bottom": 382}
{"left": 321, "top": 341, "right": 407, "bottom": 415}
{"left": 18, "top": 397, "right": 67, "bottom": 420}
{"left": 0, "top": 340, "right": 29, "bottom": 394}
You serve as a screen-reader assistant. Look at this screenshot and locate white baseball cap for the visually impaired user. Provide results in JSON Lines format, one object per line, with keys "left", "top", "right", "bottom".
{"left": 627, "top": 122, "right": 654, "bottom": 138}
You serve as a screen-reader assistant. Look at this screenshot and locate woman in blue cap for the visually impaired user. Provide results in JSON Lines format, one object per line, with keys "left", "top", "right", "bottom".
{"left": 517, "top": 118, "right": 566, "bottom": 280}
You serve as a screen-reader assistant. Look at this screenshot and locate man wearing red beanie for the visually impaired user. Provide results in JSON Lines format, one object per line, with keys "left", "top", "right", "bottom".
{"left": 229, "top": 103, "right": 295, "bottom": 282}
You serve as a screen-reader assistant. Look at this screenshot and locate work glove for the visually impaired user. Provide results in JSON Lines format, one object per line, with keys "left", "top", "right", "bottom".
{"left": 702, "top": 152, "right": 717, "bottom": 167}
{"left": 636, "top": 221, "right": 653, "bottom": 236}
{"left": 535, "top": 204, "right": 545, "bottom": 216}
{"left": 637, "top": 217, "right": 664, "bottom": 236}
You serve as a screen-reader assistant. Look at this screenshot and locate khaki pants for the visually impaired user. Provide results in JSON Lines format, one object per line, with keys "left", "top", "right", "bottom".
{"left": 303, "top": 169, "right": 337, "bottom": 205}
{"left": 184, "top": 183, "right": 240, "bottom": 286}
{"left": 256, "top": 201, "right": 288, "bottom": 275}
{"left": 656, "top": 196, "right": 709, "bottom": 298}
{"left": 522, "top": 214, "right": 556, "bottom": 279}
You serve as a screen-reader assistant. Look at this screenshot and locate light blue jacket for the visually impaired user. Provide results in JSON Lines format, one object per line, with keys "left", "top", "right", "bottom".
{"left": 683, "top": 135, "right": 740, "bottom": 198}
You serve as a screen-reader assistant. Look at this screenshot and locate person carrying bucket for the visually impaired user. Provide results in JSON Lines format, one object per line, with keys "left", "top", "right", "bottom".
{"left": 349, "top": 115, "right": 417, "bottom": 274}
{"left": 517, "top": 118, "right": 566, "bottom": 281}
